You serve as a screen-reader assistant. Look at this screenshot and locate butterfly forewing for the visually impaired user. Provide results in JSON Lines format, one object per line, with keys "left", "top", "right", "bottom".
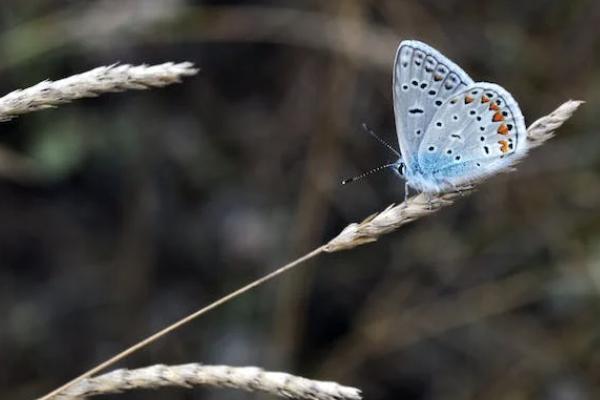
{"left": 393, "top": 40, "right": 474, "bottom": 168}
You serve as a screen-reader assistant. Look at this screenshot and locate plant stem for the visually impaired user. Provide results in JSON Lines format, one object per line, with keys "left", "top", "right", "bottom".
{"left": 39, "top": 246, "right": 326, "bottom": 400}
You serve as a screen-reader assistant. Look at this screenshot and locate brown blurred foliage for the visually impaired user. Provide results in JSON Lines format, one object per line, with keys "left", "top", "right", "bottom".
{"left": 1, "top": 1, "right": 598, "bottom": 399}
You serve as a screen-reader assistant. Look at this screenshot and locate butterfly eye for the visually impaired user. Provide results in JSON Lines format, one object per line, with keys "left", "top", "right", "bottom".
{"left": 396, "top": 163, "right": 405, "bottom": 176}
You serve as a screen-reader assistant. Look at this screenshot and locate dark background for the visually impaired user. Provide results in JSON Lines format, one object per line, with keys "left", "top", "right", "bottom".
{"left": 1, "top": 1, "right": 598, "bottom": 399}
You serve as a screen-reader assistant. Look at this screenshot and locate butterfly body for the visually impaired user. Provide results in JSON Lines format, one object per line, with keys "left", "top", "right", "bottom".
{"left": 392, "top": 40, "right": 527, "bottom": 194}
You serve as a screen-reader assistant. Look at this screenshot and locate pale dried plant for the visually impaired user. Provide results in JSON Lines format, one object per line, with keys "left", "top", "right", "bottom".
{"left": 0, "top": 62, "right": 198, "bottom": 121}
{"left": 39, "top": 99, "right": 582, "bottom": 400}
{"left": 51, "top": 364, "right": 361, "bottom": 400}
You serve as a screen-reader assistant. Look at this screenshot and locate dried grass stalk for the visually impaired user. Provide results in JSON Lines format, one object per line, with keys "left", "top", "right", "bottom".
{"left": 37, "top": 100, "right": 582, "bottom": 400}
{"left": 51, "top": 363, "right": 362, "bottom": 400}
{"left": 324, "top": 100, "right": 584, "bottom": 252}
{"left": 525, "top": 100, "right": 583, "bottom": 148}
{"left": 0, "top": 62, "right": 198, "bottom": 121}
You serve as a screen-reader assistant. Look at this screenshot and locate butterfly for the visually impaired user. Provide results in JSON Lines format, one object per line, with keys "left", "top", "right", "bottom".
{"left": 387, "top": 40, "right": 527, "bottom": 195}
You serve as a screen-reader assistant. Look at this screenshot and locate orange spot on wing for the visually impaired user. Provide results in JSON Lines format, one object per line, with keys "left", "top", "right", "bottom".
{"left": 464, "top": 95, "right": 474, "bottom": 104}
{"left": 492, "top": 112, "right": 504, "bottom": 122}
{"left": 497, "top": 124, "right": 509, "bottom": 135}
{"left": 489, "top": 103, "right": 500, "bottom": 111}
{"left": 434, "top": 74, "right": 443, "bottom": 81}
{"left": 481, "top": 95, "right": 490, "bottom": 103}
{"left": 498, "top": 140, "right": 509, "bottom": 153}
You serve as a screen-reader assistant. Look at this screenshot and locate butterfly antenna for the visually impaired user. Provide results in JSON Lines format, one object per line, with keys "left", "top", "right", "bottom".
{"left": 341, "top": 163, "right": 396, "bottom": 185}
{"left": 362, "top": 123, "right": 401, "bottom": 158}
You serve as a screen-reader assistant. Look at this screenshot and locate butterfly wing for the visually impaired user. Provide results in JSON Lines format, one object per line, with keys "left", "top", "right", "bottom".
{"left": 393, "top": 40, "right": 474, "bottom": 168}
{"left": 417, "top": 82, "right": 527, "bottom": 189}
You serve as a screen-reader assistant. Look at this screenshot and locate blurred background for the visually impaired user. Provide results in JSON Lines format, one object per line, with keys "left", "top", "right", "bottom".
{"left": 1, "top": 1, "right": 598, "bottom": 399}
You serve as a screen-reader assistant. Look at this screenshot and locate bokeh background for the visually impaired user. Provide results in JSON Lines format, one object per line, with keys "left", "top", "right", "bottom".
{"left": 1, "top": 1, "right": 599, "bottom": 399}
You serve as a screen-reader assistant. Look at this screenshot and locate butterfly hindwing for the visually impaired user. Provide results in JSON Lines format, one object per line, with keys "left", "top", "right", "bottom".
{"left": 393, "top": 40, "right": 474, "bottom": 167}
{"left": 417, "top": 82, "right": 527, "bottom": 187}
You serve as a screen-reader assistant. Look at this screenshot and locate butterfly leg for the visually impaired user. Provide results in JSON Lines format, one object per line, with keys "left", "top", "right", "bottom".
{"left": 404, "top": 181, "right": 410, "bottom": 202}
{"left": 456, "top": 184, "right": 474, "bottom": 197}
{"left": 439, "top": 179, "right": 463, "bottom": 197}
{"left": 426, "top": 186, "right": 446, "bottom": 209}
{"left": 443, "top": 180, "right": 470, "bottom": 197}
{"left": 421, "top": 191, "right": 434, "bottom": 210}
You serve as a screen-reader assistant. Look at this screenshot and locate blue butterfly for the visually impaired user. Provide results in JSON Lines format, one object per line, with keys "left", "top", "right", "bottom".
{"left": 346, "top": 40, "right": 528, "bottom": 196}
